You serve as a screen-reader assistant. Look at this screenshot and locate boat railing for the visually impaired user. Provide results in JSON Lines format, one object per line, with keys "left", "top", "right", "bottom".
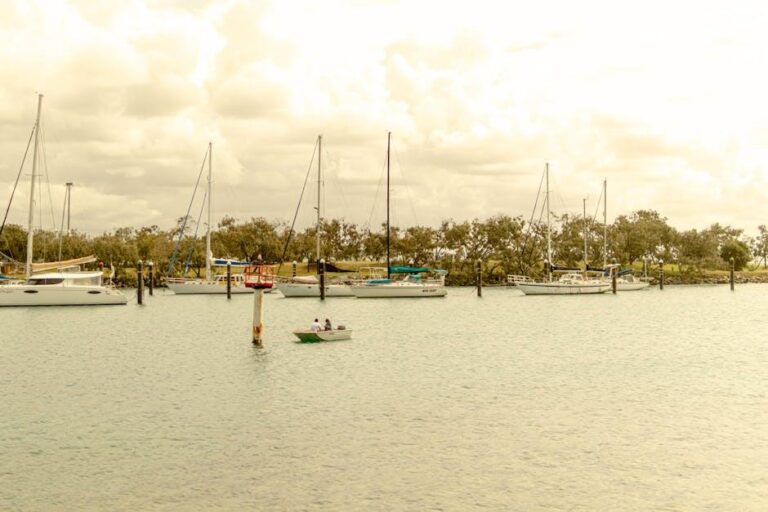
{"left": 507, "top": 274, "right": 533, "bottom": 285}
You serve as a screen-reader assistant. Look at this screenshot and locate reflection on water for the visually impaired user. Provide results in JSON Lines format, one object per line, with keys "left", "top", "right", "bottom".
{"left": 2, "top": 285, "right": 768, "bottom": 510}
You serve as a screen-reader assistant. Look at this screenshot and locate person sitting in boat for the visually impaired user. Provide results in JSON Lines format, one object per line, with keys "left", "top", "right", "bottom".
{"left": 310, "top": 318, "right": 321, "bottom": 332}
{"left": 324, "top": 318, "right": 332, "bottom": 331}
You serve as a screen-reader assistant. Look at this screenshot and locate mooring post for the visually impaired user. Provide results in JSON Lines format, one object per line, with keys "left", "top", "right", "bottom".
{"left": 252, "top": 289, "right": 264, "bottom": 346}
{"left": 226, "top": 261, "right": 232, "bottom": 299}
{"left": 148, "top": 261, "right": 154, "bottom": 296}
{"left": 659, "top": 260, "right": 664, "bottom": 290}
{"left": 476, "top": 259, "right": 482, "bottom": 297}
{"left": 612, "top": 268, "right": 617, "bottom": 294}
{"left": 137, "top": 260, "right": 144, "bottom": 305}
{"left": 319, "top": 258, "right": 326, "bottom": 301}
{"left": 730, "top": 257, "right": 735, "bottom": 291}
{"left": 292, "top": 261, "right": 297, "bottom": 278}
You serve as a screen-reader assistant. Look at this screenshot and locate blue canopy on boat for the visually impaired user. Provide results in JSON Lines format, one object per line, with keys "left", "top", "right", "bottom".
{"left": 212, "top": 258, "right": 250, "bottom": 267}
{"left": 388, "top": 266, "right": 447, "bottom": 274}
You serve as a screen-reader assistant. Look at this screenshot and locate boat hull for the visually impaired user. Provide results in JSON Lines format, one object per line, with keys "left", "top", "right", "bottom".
{"left": 0, "top": 285, "right": 127, "bottom": 306}
{"left": 515, "top": 282, "right": 611, "bottom": 295}
{"left": 275, "top": 282, "right": 354, "bottom": 297}
{"left": 616, "top": 281, "right": 651, "bottom": 291}
{"left": 293, "top": 329, "right": 353, "bottom": 342}
{"left": 167, "top": 281, "right": 253, "bottom": 295}
{"left": 351, "top": 284, "right": 447, "bottom": 298}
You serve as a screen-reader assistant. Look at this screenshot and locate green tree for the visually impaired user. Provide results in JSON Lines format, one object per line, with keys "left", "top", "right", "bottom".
{"left": 720, "top": 239, "right": 751, "bottom": 270}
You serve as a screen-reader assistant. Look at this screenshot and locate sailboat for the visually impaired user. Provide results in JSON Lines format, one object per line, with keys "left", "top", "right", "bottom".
{"left": 0, "top": 94, "right": 127, "bottom": 306}
{"left": 599, "top": 179, "right": 650, "bottom": 291}
{"left": 515, "top": 163, "right": 610, "bottom": 296}
{"left": 351, "top": 132, "right": 447, "bottom": 298}
{"left": 274, "top": 135, "right": 354, "bottom": 298}
{"left": 166, "top": 142, "right": 252, "bottom": 295}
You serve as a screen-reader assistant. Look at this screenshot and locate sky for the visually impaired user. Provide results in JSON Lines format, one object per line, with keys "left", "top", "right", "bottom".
{"left": 2, "top": 0, "right": 768, "bottom": 235}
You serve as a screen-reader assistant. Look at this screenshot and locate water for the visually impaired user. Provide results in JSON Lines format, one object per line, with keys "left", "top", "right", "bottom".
{"left": 2, "top": 285, "right": 768, "bottom": 511}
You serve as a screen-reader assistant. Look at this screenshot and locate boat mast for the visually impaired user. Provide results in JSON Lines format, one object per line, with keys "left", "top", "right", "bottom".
{"left": 316, "top": 134, "right": 322, "bottom": 269}
{"left": 386, "top": 131, "right": 391, "bottom": 279}
{"left": 205, "top": 141, "right": 212, "bottom": 282}
{"left": 545, "top": 162, "right": 551, "bottom": 282}
{"left": 25, "top": 93, "right": 43, "bottom": 279}
{"left": 583, "top": 197, "right": 588, "bottom": 272}
{"left": 603, "top": 178, "right": 607, "bottom": 268}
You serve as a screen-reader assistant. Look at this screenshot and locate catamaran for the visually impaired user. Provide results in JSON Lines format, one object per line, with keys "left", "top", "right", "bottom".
{"left": 514, "top": 163, "right": 610, "bottom": 296}
{"left": 0, "top": 94, "right": 127, "bottom": 306}
{"left": 350, "top": 132, "right": 448, "bottom": 298}
{"left": 166, "top": 142, "right": 252, "bottom": 295}
{"left": 274, "top": 135, "right": 354, "bottom": 298}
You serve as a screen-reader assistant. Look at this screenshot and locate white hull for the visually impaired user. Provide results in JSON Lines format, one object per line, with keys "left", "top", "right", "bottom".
{"left": 0, "top": 284, "right": 127, "bottom": 306}
{"left": 351, "top": 283, "right": 447, "bottom": 298}
{"left": 616, "top": 281, "right": 651, "bottom": 291}
{"left": 293, "top": 329, "right": 353, "bottom": 342}
{"left": 167, "top": 281, "right": 253, "bottom": 295}
{"left": 515, "top": 282, "right": 611, "bottom": 295}
{"left": 275, "top": 282, "right": 354, "bottom": 297}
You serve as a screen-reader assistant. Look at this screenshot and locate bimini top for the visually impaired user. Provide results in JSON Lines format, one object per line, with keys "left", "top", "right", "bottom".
{"left": 389, "top": 266, "right": 448, "bottom": 275}
{"left": 212, "top": 258, "right": 250, "bottom": 267}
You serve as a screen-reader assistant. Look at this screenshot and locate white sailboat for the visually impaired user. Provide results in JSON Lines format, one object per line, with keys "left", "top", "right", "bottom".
{"left": 599, "top": 180, "right": 650, "bottom": 291}
{"left": 350, "top": 132, "right": 447, "bottom": 298}
{"left": 275, "top": 135, "right": 354, "bottom": 298}
{"left": 515, "top": 163, "right": 610, "bottom": 296}
{"left": 166, "top": 142, "right": 252, "bottom": 295}
{"left": 0, "top": 94, "right": 127, "bottom": 306}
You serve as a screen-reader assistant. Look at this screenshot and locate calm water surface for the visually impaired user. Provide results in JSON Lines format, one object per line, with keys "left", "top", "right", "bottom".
{"left": 2, "top": 285, "right": 768, "bottom": 511}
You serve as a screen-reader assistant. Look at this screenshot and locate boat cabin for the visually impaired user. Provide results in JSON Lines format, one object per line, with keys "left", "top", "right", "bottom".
{"left": 27, "top": 271, "right": 104, "bottom": 287}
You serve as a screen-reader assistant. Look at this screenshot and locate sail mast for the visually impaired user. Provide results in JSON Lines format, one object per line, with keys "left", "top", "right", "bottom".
{"left": 316, "top": 134, "right": 321, "bottom": 268}
{"left": 205, "top": 141, "right": 212, "bottom": 282}
{"left": 603, "top": 178, "right": 607, "bottom": 268}
{"left": 583, "top": 197, "right": 588, "bottom": 271}
{"left": 545, "top": 162, "right": 551, "bottom": 282}
{"left": 25, "top": 93, "right": 43, "bottom": 279}
{"left": 386, "top": 132, "right": 391, "bottom": 279}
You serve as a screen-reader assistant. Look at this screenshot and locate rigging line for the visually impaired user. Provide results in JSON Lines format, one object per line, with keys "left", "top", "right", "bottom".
{"left": 40, "top": 118, "right": 58, "bottom": 233}
{"left": 591, "top": 186, "right": 603, "bottom": 223}
{"left": 364, "top": 146, "right": 388, "bottom": 231}
{"left": 392, "top": 146, "right": 420, "bottom": 227}
{"left": 519, "top": 166, "right": 546, "bottom": 266}
{"left": 167, "top": 146, "right": 210, "bottom": 276}
{"left": 0, "top": 249, "right": 22, "bottom": 264}
{"left": 325, "top": 149, "right": 352, "bottom": 224}
{"left": 524, "top": 186, "right": 549, "bottom": 266}
{"left": 276, "top": 138, "right": 318, "bottom": 275}
{"left": 183, "top": 188, "right": 207, "bottom": 273}
{"left": 0, "top": 124, "right": 35, "bottom": 239}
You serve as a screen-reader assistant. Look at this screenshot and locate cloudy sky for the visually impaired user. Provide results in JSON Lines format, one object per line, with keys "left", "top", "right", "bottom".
{"left": 2, "top": 0, "right": 768, "bottom": 235}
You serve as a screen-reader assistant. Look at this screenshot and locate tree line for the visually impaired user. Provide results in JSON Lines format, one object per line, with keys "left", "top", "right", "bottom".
{"left": 1, "top": 209, "right": 765, "bottom": 284}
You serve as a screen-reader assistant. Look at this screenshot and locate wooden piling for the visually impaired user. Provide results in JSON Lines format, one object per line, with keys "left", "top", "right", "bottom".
{"left": 226, "top": 261, "right": 232, "bottom": 299}
{"left": 319, "top": 258, "right": 326, "bottom": 301}
{"left": 252, "top": 289, "right": 264, "bottom": 346}
{"left": 148, "top": 262, "right": 154, "bottom": 296}
{"left": 659, "top": 262, "right": 664, "bottom": 290}
{"left": 476, "top": 259, "right": 482, "bottom": 297}
{"left": 611, "top": 268, "right": 617, "bottom": 294}
{"left": 730, "top": 257, "right": 735, "bottom": 291}
{"left": 292, "top": 261, "right": 297, "bottom": 278}
{"left": 137, "top": 260, "right": 144, "bottom": 305}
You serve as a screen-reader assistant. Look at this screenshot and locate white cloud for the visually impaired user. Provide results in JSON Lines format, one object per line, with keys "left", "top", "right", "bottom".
{"left": 2, "top": 0, "right": 768, "bottom": 237}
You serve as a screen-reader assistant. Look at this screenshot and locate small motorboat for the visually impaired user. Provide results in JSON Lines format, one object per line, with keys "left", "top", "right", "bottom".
{"left": 293, "top": 327, "right": 353, "bottom": 343}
